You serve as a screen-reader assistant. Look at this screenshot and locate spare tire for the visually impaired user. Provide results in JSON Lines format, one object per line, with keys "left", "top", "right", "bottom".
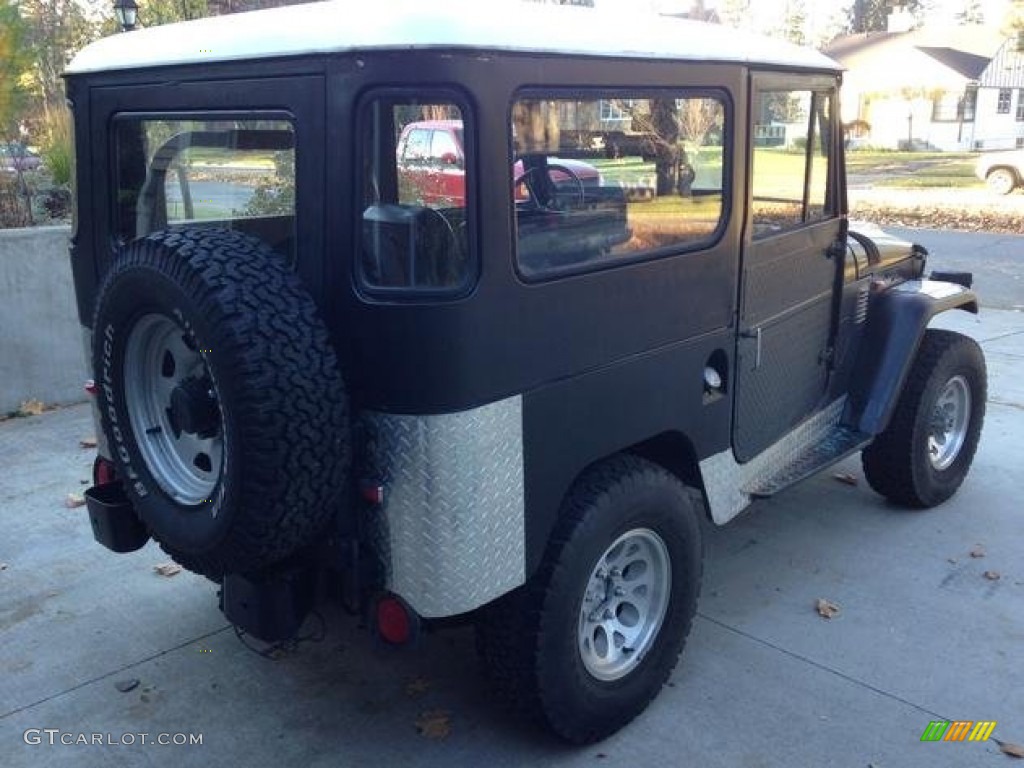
{"left": 92, "top": 228, "right": 349, "bottom": 578}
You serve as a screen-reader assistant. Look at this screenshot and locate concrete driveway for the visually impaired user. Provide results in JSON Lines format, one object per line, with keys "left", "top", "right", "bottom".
{"left": 2, "top": 310, "right": 1022, "bottom": 768}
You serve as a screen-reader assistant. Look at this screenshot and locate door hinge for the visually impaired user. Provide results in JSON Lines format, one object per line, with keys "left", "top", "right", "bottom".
{"left": 826, "top": 238, "right": 846, "bottom": 260}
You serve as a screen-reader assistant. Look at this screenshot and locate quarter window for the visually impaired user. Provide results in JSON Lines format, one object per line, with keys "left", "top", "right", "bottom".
{"left": 751, "top": 90, "right": 833, "bottom": 238}
{"left": 512, "top": 91, "right": 728, "bottom": 279}
{"left": 359, "top": 96, "right": 472, "bottom": 294}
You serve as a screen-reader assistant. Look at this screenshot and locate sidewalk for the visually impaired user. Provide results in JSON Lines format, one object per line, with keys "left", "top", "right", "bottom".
{"left": 1, "top": 309, "right": 1022, "bottom": 768}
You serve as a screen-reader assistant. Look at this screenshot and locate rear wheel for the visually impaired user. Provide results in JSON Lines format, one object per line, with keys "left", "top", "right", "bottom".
{"left": 92, "top": 228, "right": 349, "bottom": 578}
{"left": 476, "top": 455, "right": 702, "bottom": 743}
{"left": 986, "top": 168, "right": 1017, "bottom": 195}
{"left": 862, "top": 329, "right": 986, "bottom": 508}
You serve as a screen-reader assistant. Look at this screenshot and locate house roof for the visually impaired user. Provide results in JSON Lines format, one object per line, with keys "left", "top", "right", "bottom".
{"left": 916, "top": 46, "right": 990, "bottom": 79}
{"left": 824, "top": 25, "right": 1005, "bottom": 82}
{"left": 67, "top": 0, "right": 840, "bottom": 75}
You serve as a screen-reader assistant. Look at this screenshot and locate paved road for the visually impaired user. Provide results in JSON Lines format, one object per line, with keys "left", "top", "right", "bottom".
{"left": 887, "top": 226, "right": 1024, "bottom": 311}
{"left": 1, "top": 236, "right": 1022, "bottom": 768}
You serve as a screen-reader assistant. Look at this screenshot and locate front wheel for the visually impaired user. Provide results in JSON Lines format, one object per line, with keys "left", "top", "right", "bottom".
{"left": 476, "top": 455, "right": 702, "bottom": 743}
{"left": 862, "top": 329, "right": 986, "bottom": 508}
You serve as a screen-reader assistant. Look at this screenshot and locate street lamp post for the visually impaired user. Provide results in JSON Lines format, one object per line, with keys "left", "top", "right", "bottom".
{"left": 113, "top": 0, "right": 139, "bottom": 32}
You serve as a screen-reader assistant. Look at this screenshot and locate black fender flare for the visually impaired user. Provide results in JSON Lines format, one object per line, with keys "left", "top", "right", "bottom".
{"left": 845, "top": 279, "right": 979, "bottom": 435}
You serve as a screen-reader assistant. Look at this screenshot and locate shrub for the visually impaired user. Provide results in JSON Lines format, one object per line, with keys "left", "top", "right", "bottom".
{"left": 40, "top": 109, "right": 73, "bottom": 187}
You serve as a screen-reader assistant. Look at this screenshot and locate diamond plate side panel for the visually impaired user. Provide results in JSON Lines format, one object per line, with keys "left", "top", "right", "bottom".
{"left": 701, "top": 397, "right": 846, "bottom": 525}
{"left": 363, "top": 397, "right": 525, "bottom": 618}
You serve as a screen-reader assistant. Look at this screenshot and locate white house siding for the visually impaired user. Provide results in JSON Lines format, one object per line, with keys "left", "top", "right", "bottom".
{"left": 972, "top": 88, "right": 1022, "bottom": 149}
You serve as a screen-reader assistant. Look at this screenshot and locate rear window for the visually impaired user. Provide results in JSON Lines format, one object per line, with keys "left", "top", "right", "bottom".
{"left": 112, "top": 116, "right": 295, "bottom": 260}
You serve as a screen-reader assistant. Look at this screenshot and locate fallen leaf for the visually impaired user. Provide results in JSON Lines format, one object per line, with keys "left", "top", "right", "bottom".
{"left": 405, "top": 677, "right": 431, "bottom": 697}
{"left": 19, "top": 399, "right": 46, "bottom": 416}
{"left": 415, "top": 709, "right": 452, "bottom": 740}
{"left": 995, "top": 739, "right": 1024, "bottom": 758}
{"left": 114, "top": 678, "right": 140, "bottom": 693}
{"left": 79, "top": 437, "right": 98, "bottom": 449}
{"left": 947, "top": 558, "right": 958, "bottom": 564}
{"left": 984, "top": 571, "right": 1001, "bottom": 581}
{"left": 970, "top": 546, "right": 986, "bottom": 558}
{"left": 153, "top": 562, "right": 182, "bottom": 577}
{"left": 65, "top": 493, "right": 86, "bottom": 508}
{"left": 815, "top": 598, "right": 840, "bottom": 619}
{"left": 0, "top": 562, "right": 8, "bottom": 571}
{"left": 832, "top": 472, "right": 858, "bottom": 486}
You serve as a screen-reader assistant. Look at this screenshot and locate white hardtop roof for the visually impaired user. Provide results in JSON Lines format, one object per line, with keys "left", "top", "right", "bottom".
{"left": 67, "top": 0, "right": 840, "bottom": 75}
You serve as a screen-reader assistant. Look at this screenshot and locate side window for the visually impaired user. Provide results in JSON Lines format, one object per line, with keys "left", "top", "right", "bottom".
{"left": 512, "top": 91, "right": 728, "bottom": 279}
{"left": 358, "top": 96, "right": 472, "bottom": 294}
{"left": 429, "top": 130, "right": 459, "bottom": 166}
{"left": 401, "top": 129, "right": 431, "bottom": 164}
{"left": 751, "top": 90, "right": 833, "bottom": 239}
{"left": 113, "top": 117, "right": 295, "bottom": 259}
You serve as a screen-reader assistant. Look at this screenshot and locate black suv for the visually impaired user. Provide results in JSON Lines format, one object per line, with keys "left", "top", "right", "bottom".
{"left": 66, "top": 1, "right": 985, "bottom": 744}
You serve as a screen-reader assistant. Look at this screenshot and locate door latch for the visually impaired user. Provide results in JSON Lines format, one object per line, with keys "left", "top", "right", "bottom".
{"left": 740, "top": 327, "right": 762, "bottom": 370}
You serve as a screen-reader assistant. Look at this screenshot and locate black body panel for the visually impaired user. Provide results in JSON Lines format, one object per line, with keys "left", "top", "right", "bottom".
{"left": 844, "top": 280, "right": 979, "bottom": 435}
{"left": 68, "top": 51, "right": 759, "bottom": 416}
{"left": 522, "top": 330, "right": 733, "bottom": 573}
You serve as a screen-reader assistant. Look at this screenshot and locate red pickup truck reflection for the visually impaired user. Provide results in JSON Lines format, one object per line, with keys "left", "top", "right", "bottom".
{"left": 396, "top": 119, "right": 601, "bottom": 207}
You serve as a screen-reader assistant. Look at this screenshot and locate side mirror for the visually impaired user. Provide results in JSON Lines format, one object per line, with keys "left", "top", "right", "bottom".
{"left": 440, "top": 151, "right": 460, "bottom": 167}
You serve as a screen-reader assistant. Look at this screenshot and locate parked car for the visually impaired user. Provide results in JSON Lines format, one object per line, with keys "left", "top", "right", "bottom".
{"left": 67, "top": 0, "right": 986, "bottom": 744}
{"left": 395, "top": 118, "right": 603, "bottom": 206}
{"left": 0, "top": 143, "right": 42, "bottom": 173}
{"left": 976, "top": 149, "right": 1024, "bottom": 194}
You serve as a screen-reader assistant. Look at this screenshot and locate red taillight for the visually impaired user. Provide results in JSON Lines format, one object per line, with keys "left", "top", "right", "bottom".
{"left": 84, "top": 379, "right": 98, "bottom": 395}
{"left": 93, "top": 456, "right": 117, "bottom": 486}
{"left": 375, "top": 595, "right": 413, "bottom": 645}
{"left": 360, "top": 482, "right": 385, "bottom": 506}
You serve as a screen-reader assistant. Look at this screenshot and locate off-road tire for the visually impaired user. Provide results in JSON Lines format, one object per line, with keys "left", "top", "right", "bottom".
{"left": 92, "top": 228, "right": 349, "bottom": 578}
{"left": 862, "top": 329, "right": 985, "bottom": 508}
{"left": 475, "top": 455, "right": 702, "bottom": 743}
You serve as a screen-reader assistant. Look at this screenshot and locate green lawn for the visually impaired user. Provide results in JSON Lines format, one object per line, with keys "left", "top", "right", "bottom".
{"left": 844, "top": 150, "right": 978, "bottom": 171}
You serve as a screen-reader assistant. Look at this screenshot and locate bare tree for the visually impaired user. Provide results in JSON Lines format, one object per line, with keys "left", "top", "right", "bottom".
{"left": 679, "top": 99, "right": 721, "bottom": 151}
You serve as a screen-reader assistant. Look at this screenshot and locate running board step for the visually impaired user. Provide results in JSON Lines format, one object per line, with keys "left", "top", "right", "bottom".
{"left": 745, "top": 426, "right": 872, "bottom": 498}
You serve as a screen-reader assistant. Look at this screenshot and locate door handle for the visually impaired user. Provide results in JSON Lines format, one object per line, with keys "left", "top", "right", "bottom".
{"left": 740, "top": 327, "right": 762, "bottom": 370}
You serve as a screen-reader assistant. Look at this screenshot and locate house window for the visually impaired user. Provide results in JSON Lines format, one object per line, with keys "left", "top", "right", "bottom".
{"left": 963, "top": 87, "right": 977, "bottom": 122}
{"left": 997, "top": 88, "right": 1012, "bottom": 114}
{"left": 1017, "top": 89, "right": 1024, "bottom": 122}
{"left": 599, "top": 99, "right": 638, "bottom": 124}
{"left": 931, "top": 92, "right": 961, "bottom": 123}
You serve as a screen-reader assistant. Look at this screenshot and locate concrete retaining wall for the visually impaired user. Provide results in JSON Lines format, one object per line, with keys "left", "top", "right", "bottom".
{"left": 0, "top": 225, "right": 88, "bottom": 413}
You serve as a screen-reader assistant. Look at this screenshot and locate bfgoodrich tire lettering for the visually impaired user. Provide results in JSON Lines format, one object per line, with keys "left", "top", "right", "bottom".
{"left": 862, "top": 329, "right": 986, "bottom": 508}
{"left": 476, "top": 455, "right": 702, "bottom": 743}
{"left": 92, "top": 228, "right": 349, "bottom": 577}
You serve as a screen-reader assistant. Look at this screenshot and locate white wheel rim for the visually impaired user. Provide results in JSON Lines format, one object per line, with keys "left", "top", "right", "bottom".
{"left": 123, "top": 314, "right": 224, "bottom": 505}
{"left": 928, "top": 375, "right": 971, "bottom": 471}
{"left": 577, "top": 528, "right": 671, "bottom": 682}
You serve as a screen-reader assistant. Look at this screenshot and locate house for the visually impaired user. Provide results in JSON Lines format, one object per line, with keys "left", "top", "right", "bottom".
{"left": 825, "top": 25, "right": 1024, "bottom": 151}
